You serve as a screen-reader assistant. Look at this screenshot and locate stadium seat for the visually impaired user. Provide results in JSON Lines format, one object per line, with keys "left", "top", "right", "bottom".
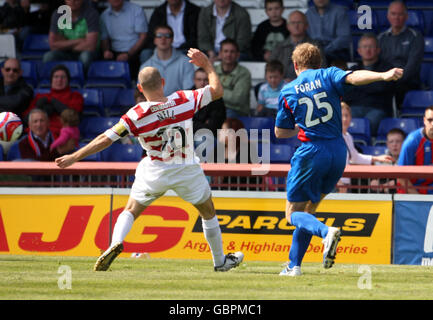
{"left": 78, "top": 142, "right": 101, "bottom": 161}
{"left": 106, "top": 88, "right": 136, "bottom": 116}
{"left": 420, "top": 62, "right": 433, "bottom": 89}
{"left": 375, "top": 117, "right": 418, "bottom": 145}
{"left": 79, "top": 88, "right": 105, "bottom": 117}
{"left": 401, "top": 90, "right": 433, "bottom": 117}
{"left": 79, "top": 116, "right": 119, "bottom": 141}
{"left": 238, "top": 116, "right": 274, "bottom": 142}
{"left": 406, "top": 0, "right": 433, "bottom": 9}
{"left": 360, "top": 145, "right": 387, "bottom": 156}
{"left": 238, "top": 61, "right": 266, "bottom": 86}
{"left": 21, "top": 34, "right": 50, "bottom": 59}
{"left": 85, "top": 61, "right": 131, "bottom": 89}
{"left": 6, "top": 141, "right": 21, "bottom": 161}
{"left": 375, "top": 9, "right": 425, "bottom": 34}
{"left": 0, "top": 143, "right": 3, "bottom": 160}
{"left": 424, "top": 37, "right": 433, "bottom": 61}
{"left": 38, "top": 61, "right": 85, "bottom": 88}
{"left": 100, "top": 143, "right": 142, "bottom": 162}
{"left": 270, "top": 143, "right": 294, "bottom": 163}
{"left": 348, "top": 117, "right": 371, "bottom": 146}
{"left": 19, "top": 60, "right": 39, "bottom": 88}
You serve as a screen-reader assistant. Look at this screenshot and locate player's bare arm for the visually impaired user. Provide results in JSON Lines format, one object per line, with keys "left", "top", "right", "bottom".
{"left": 55, "top": 133, "right": 113, "bottom": 168}
{"left": 346, "top": 68, "right": 403, "bottom": 86}
{"left": 274, "top": 125, "right": 300, "bottom": 139}
{"left": 187, "top": 48, "right": 223, "bottom": 100}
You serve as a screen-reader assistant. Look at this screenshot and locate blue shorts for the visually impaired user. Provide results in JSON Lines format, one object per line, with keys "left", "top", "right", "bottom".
{"left": 286, "top": 138, "right": 347, "bottom": 203}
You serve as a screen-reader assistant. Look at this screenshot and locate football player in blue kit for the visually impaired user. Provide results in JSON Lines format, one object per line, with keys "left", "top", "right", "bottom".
{"left": 275, "top": 43, "right": 403, "bottom": 276}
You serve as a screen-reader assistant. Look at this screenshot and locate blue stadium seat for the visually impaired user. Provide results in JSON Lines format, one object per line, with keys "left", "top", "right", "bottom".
{"left": 420, "top": 62, "right": 433, "bottom": 89}
{"left": 7, "top": 141, "right": 21, "bottom": 161}
{"left": 78, "top": 142, "right": 101, "bottom": 161}
{"left": 79, "top": 88, "right": 105, "bottom": 117}
{"left": 79, "top": 116, "right": 119, "bottom": 141}
{"left": 19, "top": 60, "right": 39, "bottom": 88}
{"left": 424, "top": 37, "right": 433, "bottom": 61}
{"left": 270, "top": 143, "right": 294, "bottom": 164}
{"left": 348, "top": 117, "right": 371, "bottom": 146}
{"left": 38, "top": 61, "right": 85, "bottom": 88}
{"left": 85, "top": 61, "right": 131, "bottom": 89}
{"left": 375, "top": 118, "right": 418, "bottom": 145}
{"left": 375, "top": 9, "right": 425, "bottom": 34}
{"left": 0, "top": 143, "right": 3, "bottom": 160}
{"left": 401, "top": 90, "right": 433, "bottom": 117}
{"left": 21, "top": 33, "right": 50, "bottom": 59}
{"left": 360, "top": 145, "right": 387, "bottom": 156}
{"left": 238, "top": 116, "right": 274, "bottom": 142}
{"left": 106, "top": 88, "right": 136, "bottom": 116}
{"left": 100, "top": 143, "right": 142, "bottom": 162}
{"left": 406, "top": 1, "right": 433, "bottom": 9}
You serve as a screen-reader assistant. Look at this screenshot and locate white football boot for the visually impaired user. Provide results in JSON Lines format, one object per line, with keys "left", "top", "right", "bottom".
{"left": 214, "top": 252, "right": 244, "bottom": 271}
{"left": 322, "top": 227, "right": 341, "bottom": 269}
{"left": 279, "top": 265, "right": 302, "bottom": 277}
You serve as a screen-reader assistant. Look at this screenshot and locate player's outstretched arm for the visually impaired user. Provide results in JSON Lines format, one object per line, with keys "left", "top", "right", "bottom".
{"left": 187, "top": 48, "right": 223, "bottom": 100}
{"left": 55, "top": 133, "right": 113, "bottom": 168}
{"left": 346, "top": 68, "right": 403, "bottom": 86}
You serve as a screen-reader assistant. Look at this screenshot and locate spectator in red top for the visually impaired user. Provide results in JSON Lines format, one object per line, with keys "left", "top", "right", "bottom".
{"left": 24, "top": 64, "right": 83, "bottom": 138}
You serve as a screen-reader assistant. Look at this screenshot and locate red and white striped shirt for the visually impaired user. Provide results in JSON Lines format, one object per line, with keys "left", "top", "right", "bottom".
{"left": 105, "top": 86, "right": 212, "bottom": 166}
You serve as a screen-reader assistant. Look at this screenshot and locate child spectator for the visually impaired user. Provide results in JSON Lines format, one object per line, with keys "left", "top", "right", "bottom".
{"left": 251, "top": 0, "right": 289, "bottom": 62}
{"left": 255, "top": 60, "right": 285, "bottom": 117}
{"left": 50, "top": 108, "right": 80, "bottom": 153}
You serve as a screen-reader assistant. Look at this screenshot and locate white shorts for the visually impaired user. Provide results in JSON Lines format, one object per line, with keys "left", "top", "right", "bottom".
{"left": 130, "top": 159, "right": 211, "bottom": 207}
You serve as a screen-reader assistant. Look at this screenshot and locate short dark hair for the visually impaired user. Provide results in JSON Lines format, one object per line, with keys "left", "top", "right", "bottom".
{"left": 220, "top": 38, "right": 239, "bottom": 52}
{"left": 50, "top": 64, "right": 70, "bottom": 84}
{"left": 358, "top": 33, "right": 379, "bottom": 48}
{"left": 265, "top": 0, "right": 283, "bottom": 7}
{"left": 265, "top": 60, "right": 284, "bottom": 75}
{"left": 387, "top": 127, "right": 406, "bottom": 139}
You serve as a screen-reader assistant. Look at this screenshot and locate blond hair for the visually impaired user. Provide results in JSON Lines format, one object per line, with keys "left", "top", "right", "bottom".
{"left": 292, "top": 43, "right": 322, "bottom": 70}
{"left": 138, "top": 67, "right": 163, "bottom": 92}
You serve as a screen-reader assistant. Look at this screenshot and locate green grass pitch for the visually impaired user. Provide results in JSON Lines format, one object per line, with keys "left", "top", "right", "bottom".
{"left": 1, "top": 255, "right": 433, "bottom": 300}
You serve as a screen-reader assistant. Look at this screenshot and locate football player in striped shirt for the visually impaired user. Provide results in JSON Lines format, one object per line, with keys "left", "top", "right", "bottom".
{"left": 55, "top": 48, "right": 244, "bottom": 272}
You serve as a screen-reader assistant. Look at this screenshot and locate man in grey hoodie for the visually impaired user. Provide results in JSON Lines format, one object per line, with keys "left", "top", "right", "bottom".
{"left": 139, "top": 25, "right": 195, "bottom": 96}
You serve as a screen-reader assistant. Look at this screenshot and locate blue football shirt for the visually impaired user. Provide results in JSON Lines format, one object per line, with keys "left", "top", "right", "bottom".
{"left": 276, "top": 67, "right": 351, "bottom": 141}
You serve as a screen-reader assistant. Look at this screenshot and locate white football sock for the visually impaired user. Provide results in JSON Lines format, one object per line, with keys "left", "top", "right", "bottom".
{"left": 202, "top": 216, "right": 225, "bottom": 267}
{"left": 110, "top": 210, "right": 134, "bottom": 246}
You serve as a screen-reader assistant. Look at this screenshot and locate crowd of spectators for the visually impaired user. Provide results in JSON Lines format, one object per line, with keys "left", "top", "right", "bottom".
{"left": 0, "top": 0, "right": 431, "bottom": 193}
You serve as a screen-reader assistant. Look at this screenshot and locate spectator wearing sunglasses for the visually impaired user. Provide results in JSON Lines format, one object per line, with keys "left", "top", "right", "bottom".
{"left": 139, "top": 25, "right": 195, "bottom": 96}
{"left": 0, "top": 58, "right": 34, "bottom": 120}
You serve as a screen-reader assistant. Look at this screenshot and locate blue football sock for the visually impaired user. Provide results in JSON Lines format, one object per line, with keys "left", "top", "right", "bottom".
{"left": 290, "top": 211, "right": 329, "bottom": 239}
{"left": 288, "top": 228, "right": 312, "bottom": 268}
